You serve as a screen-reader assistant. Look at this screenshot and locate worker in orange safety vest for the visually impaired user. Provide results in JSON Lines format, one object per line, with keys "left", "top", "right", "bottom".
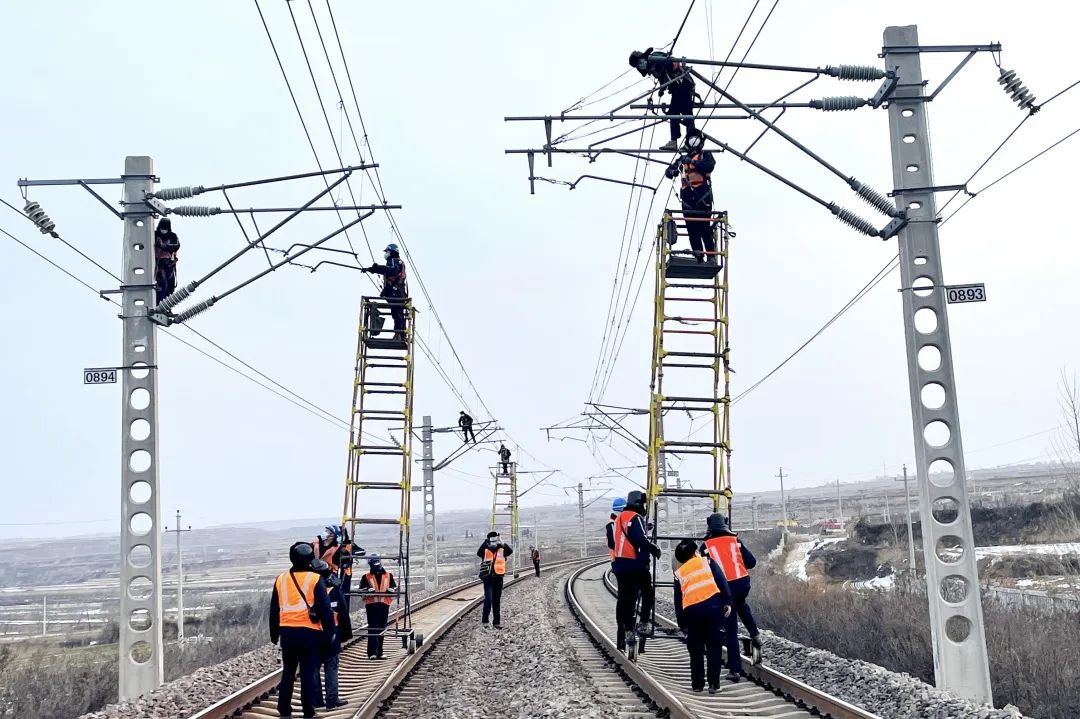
{"left": 269, "top": 542, "right": 335, "bottom": 718}
{"left": 665, "top": 132, "right": 719, "bottom": 264}
{"left": 358, "top": 554, "right": 396, "bottom": 659}
{"left": 673, "top": 539, "right": 734, "bottom": 692}
{"left": 701, "top": 512, "right": 760, "bottom": 657}
{"left": 612, "top": 490, "right": 662, "bottom": 655}
{"left": 477, "top": 531, "right": 512, "bottom": 628}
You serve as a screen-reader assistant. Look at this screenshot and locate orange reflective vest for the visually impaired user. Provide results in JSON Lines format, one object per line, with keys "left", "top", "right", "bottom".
{"left": 705, "top": 535, "right": 748, "bottom": 581}
{"left": 364, "top": 571, "right": 393, "bottom": 606}
{"left": 275, "top": 570, "right": 322, "bottom": 630}
{"left": 612, "top": 510, "right": 640, "bottom": 560}
{"left": 675, "top": 555, "right": 721, "bottom": 608}
{"left": 681, "top": 153, "right": 709, "bottom": 190}
{"left": 484, "top": 547, "right": 507, "bottom": 575}
{"left": 342, "top": 542, "right": 353, "bottom": 577}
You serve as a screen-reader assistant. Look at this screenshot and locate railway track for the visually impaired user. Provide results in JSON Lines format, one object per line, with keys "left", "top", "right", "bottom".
{"left": 566, "top": 560, "right": 883, "bottom": 719}
{"left": 188, "top": 557, "right": 595, "bottom": 719}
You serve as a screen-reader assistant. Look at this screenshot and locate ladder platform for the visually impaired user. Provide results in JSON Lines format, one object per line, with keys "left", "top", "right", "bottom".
{"left": 659, "top": 488, "right": 725, "bottom": 498}
{"left": 655, "top": 534, "right": 706, "bottom": 542}
{"left": 347, "top": 517, "right": 403, "bottom": 526}
{"left": 665, "top": 256, "right": 721, "bottom": 279}
{"left": 352, "top": 481, "right": 404, "bottom": 490}
{"left": 365, "top": 338, "right": 409, "bottom": 351}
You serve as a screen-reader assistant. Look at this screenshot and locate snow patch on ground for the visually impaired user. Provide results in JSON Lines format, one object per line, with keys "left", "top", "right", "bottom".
{"left": 975, "top": 542, "right": 1080, "bottom": 558}
{"left": 782, "top": 535, "right": 845, "bottom": 582}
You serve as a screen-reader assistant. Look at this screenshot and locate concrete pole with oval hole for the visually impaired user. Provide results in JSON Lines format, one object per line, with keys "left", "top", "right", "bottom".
{"left": 884, "top": 27, "right": 992, "bottom": 703}
{"left": 119, "top": 155, "right": 164, "bottom": 698}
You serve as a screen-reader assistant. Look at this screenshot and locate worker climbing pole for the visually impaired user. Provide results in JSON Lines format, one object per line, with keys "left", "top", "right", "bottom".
{"left": 644, "top": 209, "right": 734, "bottom": 628}
{"left": 341, "top": 293, "right": 424, "bottom": 653}
{"left": 490, "top": 460, "right": 520, "bottom": 577}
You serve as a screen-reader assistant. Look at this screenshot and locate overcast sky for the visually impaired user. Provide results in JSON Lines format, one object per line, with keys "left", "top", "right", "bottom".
{"left": 1, "top": 1, "right": 1077, "bottom": 539}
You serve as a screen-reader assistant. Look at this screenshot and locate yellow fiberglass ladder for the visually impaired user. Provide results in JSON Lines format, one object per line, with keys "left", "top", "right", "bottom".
{"left": 342, "top": 295, "right": 425, "bottom": 653}
{"left": 638, "top": 209, "right": 733, "bottom": 651}
{"left": 489, "top": 461, "right": 520, "bottom": 577}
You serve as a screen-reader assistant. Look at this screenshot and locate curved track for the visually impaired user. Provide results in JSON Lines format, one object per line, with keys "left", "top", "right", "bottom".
{"left": 566, "top": 560, "right": 883, "bottom": 719}
{"left": 190, "top": 558, "right": 593, "bottom": 719}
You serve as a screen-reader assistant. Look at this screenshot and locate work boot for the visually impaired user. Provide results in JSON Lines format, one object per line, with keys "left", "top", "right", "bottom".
{"left": 637, "top": 634, "right": 647, "bottom": 654}
{"left": 725, "top": 671, "right": 741, "bottom": 683}
{"left": 708, "top": 684, "right": 719, "bottom": 694}
{"left": 659, "top": 138, "right": 680, "bottom": 151}
{"left": 327, "top": 700, "right": 349, "bottom": 709}
{"left": 616, "top": 632, "right": 626, "bottom": 651}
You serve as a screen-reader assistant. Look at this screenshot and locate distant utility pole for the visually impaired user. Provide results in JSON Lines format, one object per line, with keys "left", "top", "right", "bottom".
{"left": 164, "top": 510, "right": 192, "bottom": 641}
{"left": 885, "top": 25, "right": 992, "bottom": 702}
{"left": 420, "top": 416, "right": 437, "bottom": 590}
{"left": 750, "top": 496, "right": 758, "bottom": 533}
{"left": 776, "top": 467, "right": 788, "bottom": 538}
{"left": 577, "top": 483, "right": 586, "bottom": 558}
{"left": 836, "top": 479, "right": 843, "bottom": 522}
{"left": 41, "top": 596, "right": 47, "bottom": 637}
{"left": 901, "top": 464, "right": 917, "bottom": 574}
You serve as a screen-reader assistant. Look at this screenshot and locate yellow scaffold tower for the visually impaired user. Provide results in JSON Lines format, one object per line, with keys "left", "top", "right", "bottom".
{"left": 490, "top": 461, "right": 520, "bottom": 577}
{"left": 342, "top": 295, "right": 424, "bottom": 652}
{"left": 646, "top": 209, "right": 733, "bottom": 545}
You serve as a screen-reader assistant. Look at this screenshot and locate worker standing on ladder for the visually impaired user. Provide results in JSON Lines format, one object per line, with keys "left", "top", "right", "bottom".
{"left": 665, "top": 132, "right": 718, "bottom": 264}
{"left": 477, "top": 531, "right": 512, "bottom": 628}
{"left": 312, "top": 559, "right": 351, "bottom": 710}
{"left": 269, "top": 542, "right": 335, "bottom": 719}
{"left": 673, "top": 539, "right": 733, "bottom": 693}
{"left": 612, "top": 491, "right": 662, "bottom": 654}
{"left": 358, "top": 554, "right": 396, "bottom": 659}
{"left": 362, "top": 243, "right": 408, "bottom": 341}
{"left": 459, "top": 411, "right": 476, "bottom": 444}
{"left": 498, "top": 443, "right": 511, "bottom": 474}
{"left": 702, "top": 512, "right": 760, "bottom": 672}
{"left": 629, "top": 48, "right": 697, "bottom": 151}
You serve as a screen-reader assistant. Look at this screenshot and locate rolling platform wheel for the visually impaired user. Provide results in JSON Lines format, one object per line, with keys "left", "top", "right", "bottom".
{"left": 407, "top": 636, "right": 417, "bottom": 654}
{"left": 625, "top": 629, "right": 638, "bottom": 662}
{"left": 415, "top": 632, "right": 425, "bottom": 648}
{"left": 752, "top": 644, "right": 762, "bottom": 666}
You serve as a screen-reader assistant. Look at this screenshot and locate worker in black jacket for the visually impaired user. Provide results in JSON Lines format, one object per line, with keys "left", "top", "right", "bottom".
{"left": 610, "top": 491, "right": 661, "bottom": 654}
{"left": 362, "top": 243, "right": 408, "bottom": 341}
{"left": 312, "top": 559, "right": 352, "bottom": 709}
{"left": 459, "top": 411, "right": 476, "bottom": 444}
{"left": 630, "top": 47, "right": 697, "bottom": 151}
{"left": 673, "top": 539, "right": 734, "bottom": 692}
{"left": 701, "top": 513, "right": 760, "bottom": 655}
{"left": 153, "top": 218, "right": 180, "bottom": 303}
{"left": 357, "top": 554, "right": 397, "bottom": 659}
{"left": 269, "top": 542, "right": 335, "bottom": 719}
{"left": 665, "top": 133, "right": 719, "bottom": 263}
{"left": 477, "top": 531, "right": 513, "bottom": 628}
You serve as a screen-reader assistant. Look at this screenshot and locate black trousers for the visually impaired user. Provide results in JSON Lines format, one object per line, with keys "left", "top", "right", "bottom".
{"left": 364, "top": 602, "right": 390, "bottom": 657}
{"left": 278, "top": 630, "right": 323, "bottom": 717}
{"left": 683, "top": 600, "right": 726, "bottom": 689}
{"left": 381, "top": 293, "right": 406, "bottom": 335}
{"left": 155, "top": 259, "right": 177, "bottom": 302}
{"left": 729, "top": 578, "right": 758, "bottom": 637}
{"left": 683, "top": 207, "right": 715, "bottom": 261}
{"left": 533, "top": 559, "right": 540, "bottom": 577}
{"left": 667, "top": 79, "right": 697, "bottom": 140}
{"left": 462, "top": 425, "right": 476, "bottom": 443}
{"left": 501, "top": 461, "right": 510, "bottom": 474}
{"left": 614, "top": 569, "right": 653, "bottom": 636}
{"left": 482, "top": 574, "right": 504, "bottom": 624}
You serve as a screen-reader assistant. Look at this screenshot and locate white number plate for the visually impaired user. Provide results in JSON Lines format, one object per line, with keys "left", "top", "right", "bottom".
{"left": 84, "top": 368, "right": 117, "bottom": 384}
{"left": 945, "top": 283, "right": 986, "bottom": 304}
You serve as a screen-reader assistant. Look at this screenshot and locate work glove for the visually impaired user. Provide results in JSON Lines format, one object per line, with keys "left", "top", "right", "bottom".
{"left": 649, "top": 544, "right": 662, "bottom": 559}
{"left": 724, "top": 605, "right": 732, "bottom": 618}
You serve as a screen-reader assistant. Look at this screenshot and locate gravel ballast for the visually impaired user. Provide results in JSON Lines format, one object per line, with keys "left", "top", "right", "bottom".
{"left": 381, "top": 565, "right": 625, "bottom": 719}
{"left": 653, "top": 595, "right": 1031, "bottom": 719}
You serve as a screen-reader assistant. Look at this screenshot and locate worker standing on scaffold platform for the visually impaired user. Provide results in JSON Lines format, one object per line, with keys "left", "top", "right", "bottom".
{"left": 269, "top": 542, "right": 334, "bottom": 719}
{"left": 498, "top": 443, "right": 512, "bottom": 474}
{"left": 362, "top": 243, "right": 408, "bottom": 341}
{"left": 702, "top": 512, "right": 760, "bottom": 671}
{"left": 612, "top": 490, "right": 662, "bottom": 654}
{"left": 666, "top": 132, "right": 718, "bottom": 264}
{"left": 673, "top": 539, "right": 734, "bottom": 693}
{"left": 477, "top": 531, "right": 512, "bottom": 628}
{"left": 629, "top": 48, "right": 697, "bottom": 151}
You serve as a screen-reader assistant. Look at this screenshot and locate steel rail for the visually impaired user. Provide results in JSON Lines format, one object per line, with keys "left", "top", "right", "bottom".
{"left": 586, "top": 562, "right": 883, "bottom": 719}
{"left": 187, "top": 556, "right": 599, "bottom": 719}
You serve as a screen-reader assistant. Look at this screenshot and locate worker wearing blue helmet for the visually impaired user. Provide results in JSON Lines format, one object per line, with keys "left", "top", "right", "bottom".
{"left": 362, "top": 243, "right": 408, "bottom": 341}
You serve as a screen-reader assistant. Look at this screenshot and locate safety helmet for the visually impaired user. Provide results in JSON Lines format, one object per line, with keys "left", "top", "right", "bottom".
{"left": 706, "top": 512, "right": 728, "bottom": 534}
{"left": 628, "top": 47, "right": 654, "bottom": 72}
{"left": 157, "top": 218, "right": 172, "bottom": 232}
{"left": 311, "top": 558, "right": 330, "bottom": 575}
{"left": 367, "top": 553, "right": 382, "bottom": 568}
{"left": 384, "top": 243, "right": 399, "bottom": 254}
{"left": 674, "top": 538, "right": 699, "bottom": 563}
{"left": 626, "top": 490, "right": 647, "bottom": 508}
{"left": 612, "top": 497, "right": 627, "bottom": 512}
{"left": 684, "top": 133, "right": 705, "bottom": 154}
{"left": 289, "top": 541, "right": 315, "bottom": 568}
